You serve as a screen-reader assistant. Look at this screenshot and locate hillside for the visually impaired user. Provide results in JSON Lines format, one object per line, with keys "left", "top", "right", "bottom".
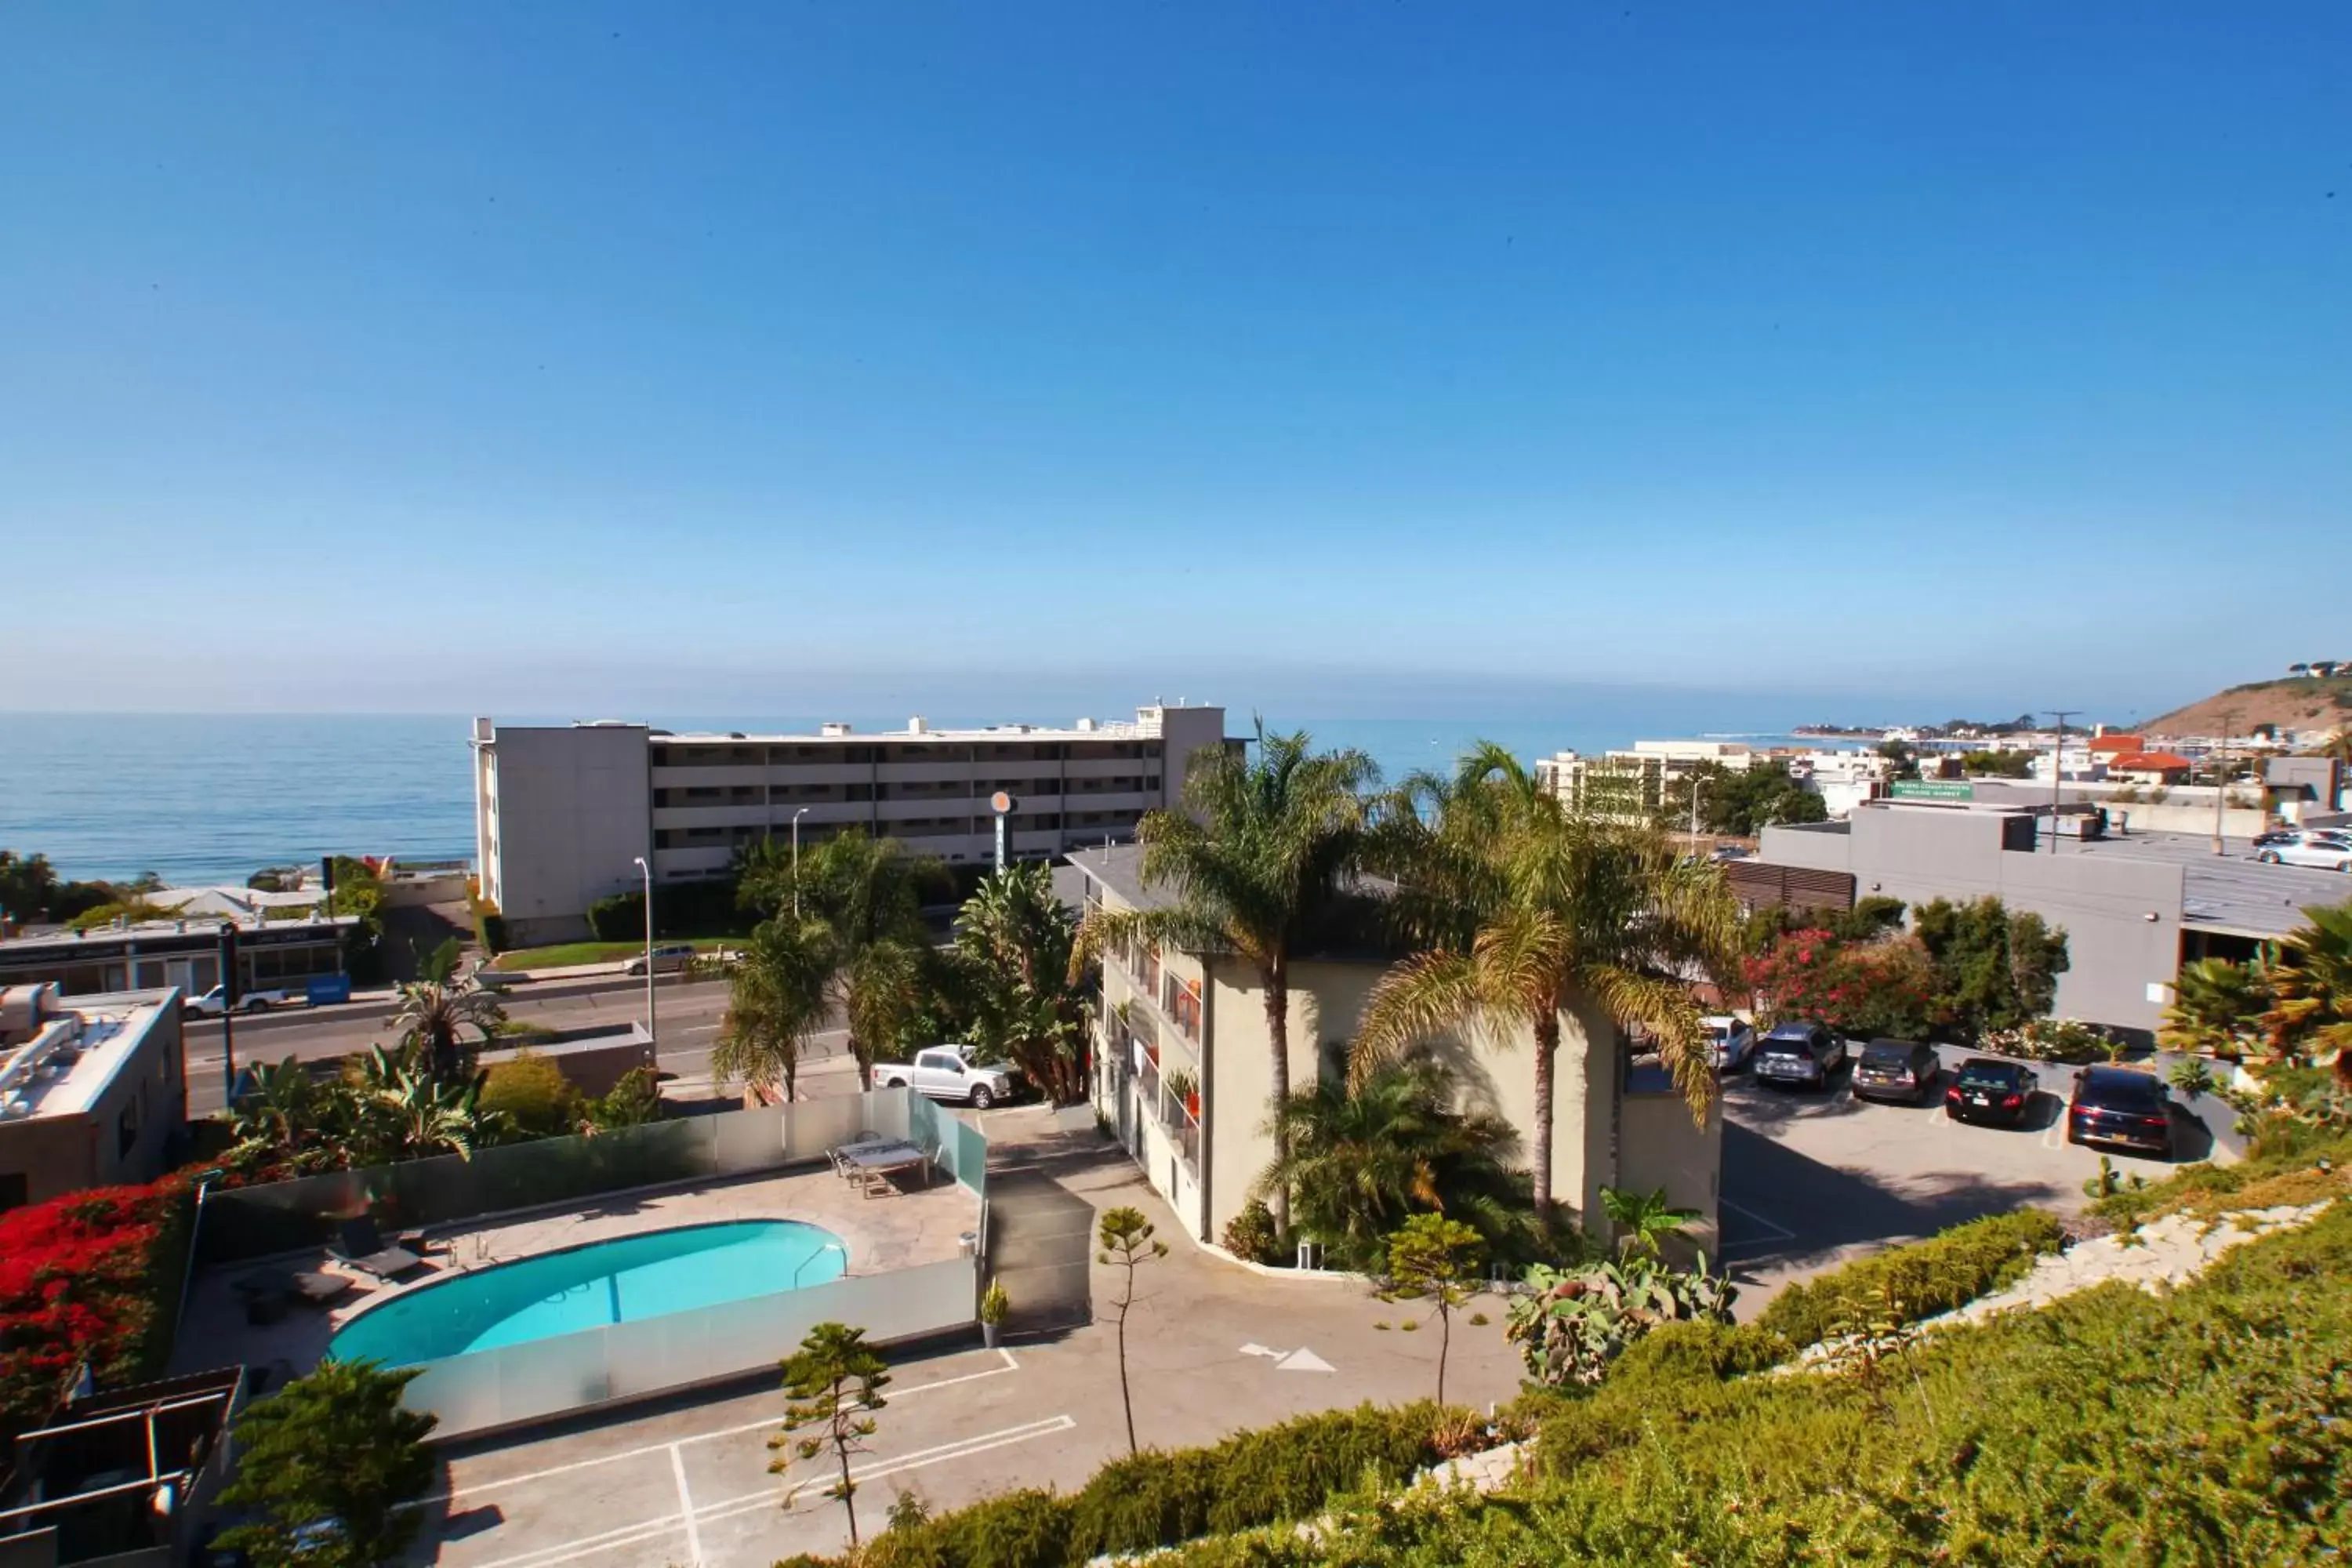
{"left": 2146, "top": 673, "right": 2352, "bottom": 739}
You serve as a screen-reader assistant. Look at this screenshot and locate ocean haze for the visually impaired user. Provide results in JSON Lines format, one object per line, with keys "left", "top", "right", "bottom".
{"left": 2, "top": 705, "right": 1919, "bottom": 886}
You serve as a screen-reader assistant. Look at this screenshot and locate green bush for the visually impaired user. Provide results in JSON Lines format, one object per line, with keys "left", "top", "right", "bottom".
{"left": 852, "top": 1403, "right": 1452, "bottom": 1568}
{"left": 1221, "top": 1200, "right": 1281, "bottom": 1265}
{"left": 478, "top": 1053, "right": 579, "bottom": 1138}
{"left": 586, "top": 891, "right": 644, "bottom": 942}
{"left": 1755, "top": 1208, "right": 2063, "bottom": 1348}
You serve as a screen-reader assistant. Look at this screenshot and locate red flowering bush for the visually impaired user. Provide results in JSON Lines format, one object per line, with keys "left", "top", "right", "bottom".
{"left": 0, "top": 1178, "right": 191, "bottom": 1444}
{"left": 1745, "top": 928, "right": 1944, "bottom": 1042}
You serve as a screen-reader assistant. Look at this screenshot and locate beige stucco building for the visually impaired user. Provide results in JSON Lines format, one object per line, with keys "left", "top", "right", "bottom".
{"left": 1069, "top": 845, "right": 1720, "bottom": 1258}
{"left": 0, "top": 984, "right": 186, "bottom": 1212}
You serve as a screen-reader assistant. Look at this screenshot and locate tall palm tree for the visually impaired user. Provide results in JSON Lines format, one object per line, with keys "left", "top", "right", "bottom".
{"left": 1256, "top": 1058, "right": 1524, "bottom": 1270}
{"left": 388, "top": 975, "right": 506, "bottom": 1082}
{"left": 1354, "top": 742, "right": 1740, "bottom": 1218}
{"left": 1073, "top": 724, "right": 1379, "bottom": 1230}
{"left": 956, "top": 862, "right": 1091, "bottom": 1105}
{"left": 2259, "top": 900, "right": 2352, "bottom": 1089}
{"left": 715, "top": 916, "right": 835, "bottom": 1104}
{"left": 745, "top": 829, "right": 945, "bottom": 1090}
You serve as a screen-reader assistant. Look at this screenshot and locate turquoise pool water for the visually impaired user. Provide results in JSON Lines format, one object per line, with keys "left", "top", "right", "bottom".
{"left": 328, "top": 1220, "right": 849, "bottom": 1367}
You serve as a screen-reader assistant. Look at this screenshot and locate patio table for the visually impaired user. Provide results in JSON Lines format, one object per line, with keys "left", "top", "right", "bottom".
{"left": 836, "top": 1140, "right": 933, "bottom": 1196}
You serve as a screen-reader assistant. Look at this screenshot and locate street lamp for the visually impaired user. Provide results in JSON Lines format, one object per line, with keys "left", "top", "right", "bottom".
{"left": 791, "top": 808, "right": 810, "bottom": 917}
{"left": 631, "top": 855, "right": 656, "bottom": 1072}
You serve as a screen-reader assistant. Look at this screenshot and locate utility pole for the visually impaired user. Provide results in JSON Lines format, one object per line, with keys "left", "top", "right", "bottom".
{"left": 2043, "top": 710, "right": 2079, "bottom": 854}
{"left": 2210, "top": 707, "right": 2238, "bottom": 857}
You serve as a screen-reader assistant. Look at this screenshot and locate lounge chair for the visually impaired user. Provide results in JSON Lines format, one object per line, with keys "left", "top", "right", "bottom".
{"left": 232, "top": 1268, "right": 355, "bottom": 1324}
{"left": 330, "top": 1217, "right": 424, "bottom": 1280}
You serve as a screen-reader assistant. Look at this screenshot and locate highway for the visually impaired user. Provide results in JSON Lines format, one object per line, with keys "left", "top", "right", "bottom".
{"left": 181, "top": 975, "right": 863, "bottom": 1115}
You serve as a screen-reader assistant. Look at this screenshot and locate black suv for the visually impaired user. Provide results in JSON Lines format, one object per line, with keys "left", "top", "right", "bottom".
{"left": 1945, "top": 1058, "right": 2037, "bottom": 1127}
{"left": 2067, "top": 1066, "right": 2176, "bottom": 1156}
{"left": 1851, "top": 1039, "right": 1940, "bottom": 1105}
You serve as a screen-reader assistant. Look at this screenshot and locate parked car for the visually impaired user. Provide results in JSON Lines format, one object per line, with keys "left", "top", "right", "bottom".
{"left": 2066, "top": 1065, "right": 2176, "bottom": 1156}
{"left": 1753, "top": 1021, "right": 1847, "bottom": 1088}
{"left": 1851, "top": 1038, "right": 1940, "bottom": 1105}
{"left": 1944, "top": 1057, "right": 2037, "bottom": 1127}
{"left": 2255, "top": 833, "right": 2352, "bottom": 872}
{"left": 182, "top": 984, "right": 297, "bottom": 1017}
{"left": 2252, "top": 826, "right": 2299, "bottom": 848}
{"left": 873, "top": 1044, "right": 1018, "bottom": 1109}
{"left": 624, "top": 943, "right": 697, "bottom": 976}
{"left": 1703, "top": 1015, "right": 1758, "bottom": 1073}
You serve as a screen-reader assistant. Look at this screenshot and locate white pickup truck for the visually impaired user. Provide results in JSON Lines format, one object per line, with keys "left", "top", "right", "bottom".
{"left": 872, "top": 1045, "right": 1018, "bottom": 1109}
{"left": 182, "top": 984, "right": 299, "bottom": 1017}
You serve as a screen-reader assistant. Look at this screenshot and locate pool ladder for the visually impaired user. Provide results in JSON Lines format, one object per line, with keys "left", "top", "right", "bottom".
{"left": 793, "top": 1241, "right": 849, "bottom": 1288}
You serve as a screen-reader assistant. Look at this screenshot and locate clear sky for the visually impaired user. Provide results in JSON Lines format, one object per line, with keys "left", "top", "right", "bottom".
{"left": 2, "top": 2, "right": 2345, "bottom": 720}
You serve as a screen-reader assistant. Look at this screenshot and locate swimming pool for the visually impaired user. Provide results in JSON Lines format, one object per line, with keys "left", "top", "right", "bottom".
{"left": 328, "top": 1220, "right": 850, "bottom": 1367}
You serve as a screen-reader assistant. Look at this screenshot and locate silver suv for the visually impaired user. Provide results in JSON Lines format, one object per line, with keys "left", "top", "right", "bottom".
{"left": 2256, "top": 833, "right": 2352, "bottom": 873}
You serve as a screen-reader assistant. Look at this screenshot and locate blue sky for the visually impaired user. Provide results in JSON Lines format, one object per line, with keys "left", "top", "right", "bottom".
{"left": 2, "top": 2, "right": 2345, "bottom": 720}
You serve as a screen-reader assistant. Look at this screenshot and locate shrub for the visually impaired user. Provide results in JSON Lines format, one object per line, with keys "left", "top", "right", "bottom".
{"left": 478, "top": 1052, "right": 579, "bottom": 1138}
{"left": 1984, "top": 1016, "right": 2106, "bottom": 1063}
{"left": 586, "top": 891, "right": 645, "bottom": 942}
{"left": 1505, "top": 1257, "right": 1737, "bottom": 1388}
{"left": 1744, "top": 927, "right": 1943, "bottom": 1040}
{"left": 584, "top": 1065, "right": 664, "bottom": 1129}
{"left": 1221, "top": 1200, "right": 1281, "bottom": 1265}
{"left": 1755, "top": 1208, "right": 2063, "bottom": 1348}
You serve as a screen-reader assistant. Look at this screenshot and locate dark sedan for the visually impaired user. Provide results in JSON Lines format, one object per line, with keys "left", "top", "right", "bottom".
{"left": 1945, "top": 1058, "right": 2036, "bottom": 1127}
{"left": 2067, "top": 1066, "right": 2175, "bottom": 1156}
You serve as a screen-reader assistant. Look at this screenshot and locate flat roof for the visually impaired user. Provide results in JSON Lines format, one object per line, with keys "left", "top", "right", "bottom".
{"left": 2060, "top": 831, "right": 2350, "bottom": 938}
{"left": 652, "top": 719, "right": 1170, "bottom": 745}
{"left": 0, "top": 989, "right": 173, "bottom": 1122}
{"left": 0, "top": 913, "right": 360, "bottom": 957}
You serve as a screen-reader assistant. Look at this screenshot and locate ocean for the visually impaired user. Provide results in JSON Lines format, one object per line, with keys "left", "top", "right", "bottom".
{"left": 0, "top": 709, "right": 1853, "bottom": 886}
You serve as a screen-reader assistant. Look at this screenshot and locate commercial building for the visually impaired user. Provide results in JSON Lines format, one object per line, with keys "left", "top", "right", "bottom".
{"left": 1535, "top": 739, "right": 1759, "bottom": 824}
{"left": 1070, "top": 844, "right": 1720, "bottom": 1256}
{"left": 1743, "top": 800, "right": 2352, "bottom": 1038}
{"left": 473, "top": 705, "right": 1234, "bottom": 946}
{"left": 0, "top": 914, "right": 358, "bottom": 1000}
{"left": 0, "top": 985, "right": 186, "bottom": 1212}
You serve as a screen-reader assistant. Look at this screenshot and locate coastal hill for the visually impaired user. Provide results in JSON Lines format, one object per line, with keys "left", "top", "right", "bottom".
{"left": 2146, "top": 673, "right": 2352, "bottom": 739}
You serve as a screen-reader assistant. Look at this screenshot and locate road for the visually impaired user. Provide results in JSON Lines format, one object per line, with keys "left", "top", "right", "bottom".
{"left": 182, "top": 977, "right": 865, "bottom": 1114}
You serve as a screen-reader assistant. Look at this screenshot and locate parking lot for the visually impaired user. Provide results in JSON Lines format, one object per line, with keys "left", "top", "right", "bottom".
{"left": 1716, "top": 1046, "right": 2234, "bottom": 1309}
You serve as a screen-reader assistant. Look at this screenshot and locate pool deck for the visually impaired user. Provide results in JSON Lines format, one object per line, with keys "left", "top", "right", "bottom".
{"left": 173, "top": 1160, "right": 980, "bottom": 1385}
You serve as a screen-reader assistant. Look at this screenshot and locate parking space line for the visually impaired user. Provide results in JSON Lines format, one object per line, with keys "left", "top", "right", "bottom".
{"left": 440, "top": 1348, "right": 1024, "bottom": 1501}
{"left": 718, "top": 1416, "right": 1080, "bottom": 1523}
{"left": 1718, "top": 1198, "right": 1797, "bottom": 1247}
{"left": 463, "top": 1510, "right": 685, "bottom": 1568}
{"left": 670, "top": 1445, "right": 703, "bottom": 1566}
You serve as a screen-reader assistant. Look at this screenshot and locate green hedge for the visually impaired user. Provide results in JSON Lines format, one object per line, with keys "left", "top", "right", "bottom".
{"left": 586, "top": 892, "right": 643, "bottom": 943}
{"left": 856, "top": 1403, "right": 1451, "bottom": 1568}
{"left": 587, "top": 881, "right": 755, "bottom": 943}
{"left": 1754, "top": 1208, "right": 2064, "bottom": 1348}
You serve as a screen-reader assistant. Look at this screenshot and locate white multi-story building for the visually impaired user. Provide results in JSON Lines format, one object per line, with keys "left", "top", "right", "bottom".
{"left": 472, "top": 704, "right": 1232, "bottom": 945}
{"left": 1784, "top": 749, "right": 1893, "bottom": 817}
{"left": 1534, "top": 739, "right": 1759, "bottom": 823}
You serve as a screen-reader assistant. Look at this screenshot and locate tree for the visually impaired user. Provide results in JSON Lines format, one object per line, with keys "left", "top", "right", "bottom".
{"left": 1096, "top": 1205, "right": 1167, "bottom": 1456}
{"left": 1744, "top": 927, "right": 1943, "bottom": 1041}
{"left": 1382, "top": 1213, "right": 1485, "bottom": 1405}
{"left": 387, "top": 973, "right": 506, "bottom": 1082}
{"left": 1669, "top": 762, "right": 1830, "bottom": 837}
{"left": 1356, "top": 743, "right": 1740, "bottom": 1217}
{"left": 715, "top": 916, "right": 835, "bottom": 1104}
{"left": 770, "top": 1322, "right": 891, "bottom": 1548}
{"left": 1958, "top": 750, "right": 2034, "bottom": 779}
{"left": 2160, "top": 955, "right": 2273, "bottom": 1060}
{"left": 1912, "top": 897, "right": 2070, "bottom": 1040}
{"left": 956, "top": 863, "right": 1091, "bottom": 1104}
{"left": 1073, "top": 724, "right": 1378, "bottom": 1231}
{"left": 744, "top": 830, "right": 946, "bottom": 1090}
{"left": 212, "top": 1359, "right": 437, "bottom": 1568}
{"left": 1256, "top": 1058, "right": 1526, "bottom": 1270}
{"left": 2259, "top": 900, "right": 2352, "bottom": 1090}
{"left": 1598, "top": 1185, "right": 1700, "bottom": 1262}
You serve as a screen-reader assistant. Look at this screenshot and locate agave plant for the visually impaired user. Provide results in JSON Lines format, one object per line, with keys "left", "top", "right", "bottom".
{"left": 1505, "top": 1253, "right": 1737, "bottom": 1388}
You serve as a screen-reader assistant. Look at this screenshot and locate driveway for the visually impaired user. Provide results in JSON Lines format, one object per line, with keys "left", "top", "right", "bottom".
{"left": 1717, "top": 1046, "right": 2232, "bottom": 1314}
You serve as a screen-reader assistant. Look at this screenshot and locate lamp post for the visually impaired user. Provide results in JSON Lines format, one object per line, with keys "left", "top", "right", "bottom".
{"left": 631, "top": 855, "right": 655, "bottom": 1072}
{"left": 791, "top": 808, "right": 810, "bottom": 917}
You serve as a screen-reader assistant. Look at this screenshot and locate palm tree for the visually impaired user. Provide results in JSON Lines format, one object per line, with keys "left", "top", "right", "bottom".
{"left": 2159, "top": 955, "right": 2272, "bottom": 1060}
{"left": 1073, "top": 724, "right": 1379, "bottom": 1230}
{"left": 745, "top": 829, "right": 945, "bottom": 1090}
{"left": 1354, "top": 742, "right": 1740, "bottom": 1218}
{"left": 2259, "top": 900, "right": 2352, "bottom": 1089}
{"left": 1256, "top": 1058, "right": 1524, "bottom": 1270}
{"left": 715, "top": 917, "right": 834, "bottom": 1104}
{"left": 388, "top": 975, "right": 506, "bottom": 1082}
{"left": 956, "top": 862, "right": 1091, "bottom": 1105}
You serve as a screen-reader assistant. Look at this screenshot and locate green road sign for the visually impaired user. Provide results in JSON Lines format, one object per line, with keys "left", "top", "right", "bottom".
{"left": 1890, "top": 779, "right": 1974, "bottom": 801}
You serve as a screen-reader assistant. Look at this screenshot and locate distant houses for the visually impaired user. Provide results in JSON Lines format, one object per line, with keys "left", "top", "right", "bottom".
{"left": 2288, "top": 661, "right": 2346, "bottom": 678}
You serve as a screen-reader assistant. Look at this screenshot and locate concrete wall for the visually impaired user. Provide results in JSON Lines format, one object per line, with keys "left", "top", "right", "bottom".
{"left": 1153, "top": 704, "right": 1232, "bottom": 808}
{"left": 1762, "top": 808, "right": 2185, "bottom": 1034}
{"left": 477, "top": 724, "right": 652, "bottom": 942}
